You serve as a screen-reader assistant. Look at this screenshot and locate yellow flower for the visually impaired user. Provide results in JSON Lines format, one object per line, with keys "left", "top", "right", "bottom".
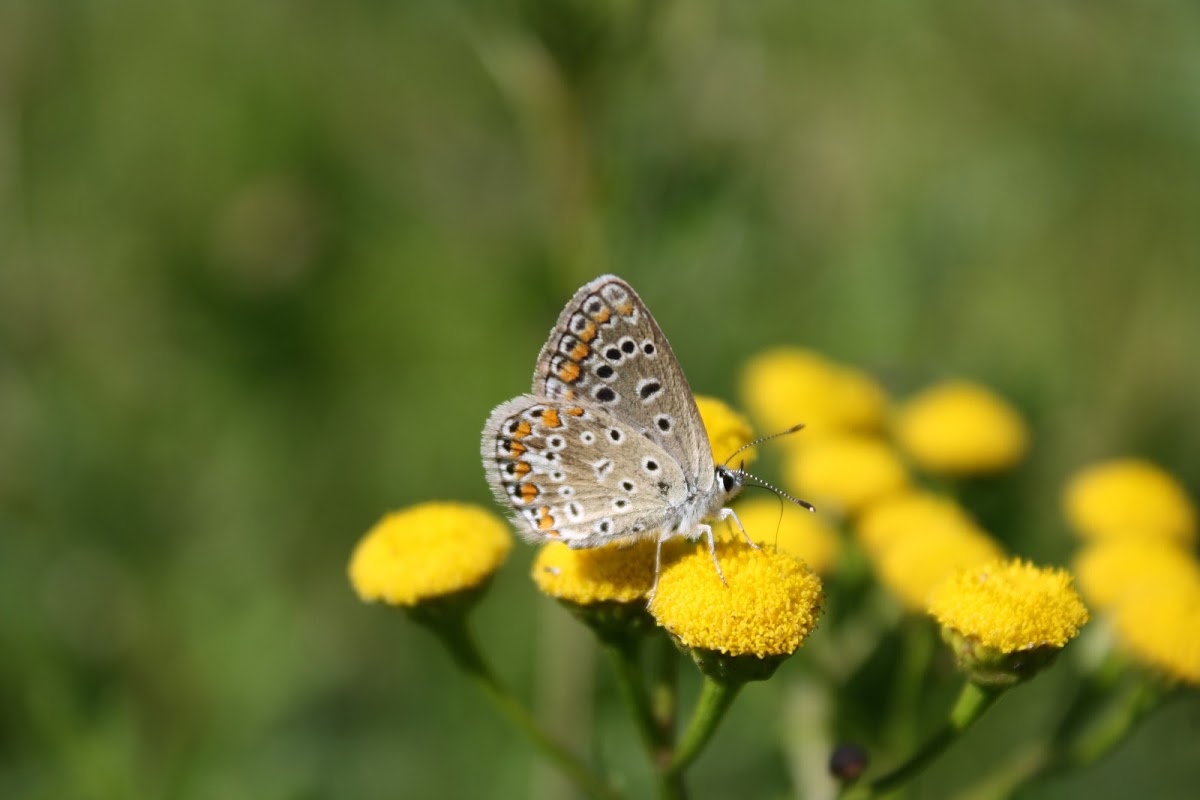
{"left": 928, "top": 559, "right": 1089, "bottom": 653}
{"left": 1073, "top": 539, "right": 1200, "bottom": 612}
{"left": 894, "top": 380, "right": 1029, "bottom": 475}
{"left": 855, "top": 490, "right": 979, "bottom": 556}
{"left": 348, "top": 502, "right": 512, "bottom": 606}
{"left": 1063, "top": 458, "right": 1197, "bottom": 547}
{"left": 695, "top": 395, "right": 757, "bottom": 467}
{"left": 875, "top": 526, "right": 1005, "bottom": 611}
{"left": 650, "top": 542, "right": 823, "bottom": 658}
{"left": 739, "top": 347, "right": 887, "bottom": 439}
{"left": 719, "top": 497, "right": 842, "bottom": 575}
{"left": 783, "top": 433, "right": 909, "bottom": 517}
{"left": 532, "top": 539, "right": 660, "bottom": 604}
{"left": 1112, "top": 575, "right": 1200, "bottom": 685}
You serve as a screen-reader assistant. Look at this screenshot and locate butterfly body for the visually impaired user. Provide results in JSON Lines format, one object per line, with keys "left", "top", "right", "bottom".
{"left": 482, "top": 276, "right": 747, "bottom": 561}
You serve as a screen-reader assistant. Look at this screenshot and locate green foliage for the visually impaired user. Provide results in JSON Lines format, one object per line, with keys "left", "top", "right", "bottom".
{"left": 2, "top": 1, "right": 1199, "bottom": 798}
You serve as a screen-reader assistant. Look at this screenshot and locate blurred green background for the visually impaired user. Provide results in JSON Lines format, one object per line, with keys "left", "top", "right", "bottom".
{"left": 3, "top": 1, "right": 1199, "bottom": 798}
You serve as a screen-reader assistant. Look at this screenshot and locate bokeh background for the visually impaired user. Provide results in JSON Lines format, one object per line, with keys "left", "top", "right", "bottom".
{"left": 3, "top": 2, "right": 1199, "bottom": 798}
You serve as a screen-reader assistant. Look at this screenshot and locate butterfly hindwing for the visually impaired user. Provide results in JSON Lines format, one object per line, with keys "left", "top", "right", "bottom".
{"left": 532, "top": 275, "right": 713, "bottom": 494}
{"left": 482, "top": 394, "right": 690, "bottom": 548}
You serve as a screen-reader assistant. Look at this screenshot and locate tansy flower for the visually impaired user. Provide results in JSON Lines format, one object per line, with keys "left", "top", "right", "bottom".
{"left": 533, "top": 540, "right": 659, "bottom": 605}
{"left": 893, "top": 380, "right": 1029, "bottom": 476}
{"left": 719, "top": 497, "right": 842, "bottom": 575}
{"left": 855, "top": 490, "right": 979, "bottom": 556}
{"left": 348, "top": 502, "right": 512, "bottom": 607}
{"left": 696, "top": 395, "right": 757, "bottom": 467}
{"left": 927, "top": 559, "right": 1088, "bottom": 685}
{"left": 739, "top": 347, "right": 887, "bottom": 440}
{"left": 874, "top": 526, "right": 1005, "bottom": 612}
{"left": 1112, "top": 576, "right": 1200, "bottom": 685}
{"left": 650, "top": 542, "right": 823, "bottom": 679}
{"left": 784, "top": 433, "right": 909, "bottom": 517}
{"left": 1073, "top": 539, "right": 1200, "bottom": 612}
{"left": 1063, "top": 458, "right": 1197, "bottom": 547}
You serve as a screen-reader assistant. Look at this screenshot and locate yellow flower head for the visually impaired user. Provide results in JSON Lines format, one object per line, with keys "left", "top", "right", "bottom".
{"left": 719, "top": 498, "right": 842, "bottom": 575}
{"left": 894, "top": 380, "right": 1029, "bottom": 475}
{"left": 1063, "top": 458, "right": 1197, "bottom": 547}
{"left": 875, "top": 526, "right": 1005, "bottom": 611}
{"left": 739, "top": 347, "right": 887, "bottom": 440}
{"left": 532, "top": 539, "right": 661, "bottom": 604}
{"left": 784, "top": 433, "right": 909, "bottom": 517}
{"left": 695, "top": 395, "right": 757, "bottom": 467}
{"left": 348, "top": 502, "right": 512, "bottom": 606}
{"left": 856, "top": 490, "right": 978, "bottom": 556}
{"left": 1112, "top": 576, "right": 1200, "bottom": 685}
{"left": 1073, "top": 539, "right": 1200, "bottom": 612}
{"left": 928, "top": 559, "right": 1089, "bottom": 653}
{"left": 650, "top": 542, "right": 823, "bottom": 659}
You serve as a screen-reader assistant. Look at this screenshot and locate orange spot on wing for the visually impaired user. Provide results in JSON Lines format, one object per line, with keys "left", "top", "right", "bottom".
{"left": 557, "top": 361, "right": 581, "bottom": 383}
{"left": 519, "top": 483, "right": 539, "bottom": 503}
{"left": 545, "top": 529, "right": 560, "bottom": 537}
{"left": 513, "top": 461, "right": 531, "bottom": 477}
{"left": 538, "top": 512, "right": 556, "bottom": 531}
{"left": 513, "top": 421, "right": 532, "bottom": 440}
{"left": 541, "top": 409, "right": 561, "bottom": 428}
{"left": 508, "top": 440, "right": 527, "bottom": 457}
{"left": 617, "top": 302, "right": 634, "bottom": 316}
{"left": 569, "top": 342, "right": 590, "bottom": 361}
{"left": 564, "top": 407, "right": 585, "bottom": 417}
{"left": 592, "top": 307, "right": 611, "bottom": 324}
{"left": 578, "top": 321, "right": 598, "bottom": 343}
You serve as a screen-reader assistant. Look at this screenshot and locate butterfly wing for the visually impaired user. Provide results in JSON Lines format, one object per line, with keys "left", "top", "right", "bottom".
{"left": 482, "top": 394, "right": 691, "bottom": 547}
{"left": 531, "top": 275, "right": 714, "bottom": 494}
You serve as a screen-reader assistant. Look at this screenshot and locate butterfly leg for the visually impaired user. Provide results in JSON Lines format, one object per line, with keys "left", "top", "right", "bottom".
{"left": 718, "top": 507, "right": 760, "bottom": 550}
{"left": 698, "top": 524, "right": 729, "bottom": 587}
{"left": 649, "top": 531, "right": 670, "bottom": 603}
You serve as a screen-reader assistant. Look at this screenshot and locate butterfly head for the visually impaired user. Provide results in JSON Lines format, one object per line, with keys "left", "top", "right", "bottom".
{"left": 715, "top": 464, "right": 746, "bottom": 502}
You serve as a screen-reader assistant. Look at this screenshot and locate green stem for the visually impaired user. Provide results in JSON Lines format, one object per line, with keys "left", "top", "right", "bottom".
{"left": 651, "top": 634, "right": 679, "bottom": 749}
{"left": 667, "top": 677, "right": 744, "bottom": 776}
{"left": 604, "top": 640, "right": 660, "bottom": 753}
{"left": 869, "top": 681, "right": 1003, "bottom": 794}
{"left": 434, "top": 617, "right": 621, "bottom": 800}
{"left": 1065, "top": 678, "right": 1171, "bottom": 767}
{"left": 884, "top": 618, "right": 936, "bottom": 753}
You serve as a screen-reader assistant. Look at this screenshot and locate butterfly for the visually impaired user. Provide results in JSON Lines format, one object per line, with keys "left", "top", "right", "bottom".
{"left": 481, "top": 275, "right": 808, "bottom": 594}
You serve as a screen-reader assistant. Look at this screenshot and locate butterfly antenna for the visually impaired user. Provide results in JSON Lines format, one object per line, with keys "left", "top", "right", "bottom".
{"left": 721, "top": 423, "right": 807, "bottom": 467}
{"left": 736, "top": 468, "right": 815, "bottom": 512}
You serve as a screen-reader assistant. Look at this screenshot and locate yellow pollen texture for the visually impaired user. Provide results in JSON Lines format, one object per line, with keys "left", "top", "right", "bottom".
{"left": 348, "top": 502, "right": 512, "bottom": 607}
{"left": 650, "top": 543, "right": 823, "bottom": 657}
{"left": 532, "top": 540, "right": 660, "bottom": 604}
{"left": 927, "top": 559, "right": 1089, "bottom": 653}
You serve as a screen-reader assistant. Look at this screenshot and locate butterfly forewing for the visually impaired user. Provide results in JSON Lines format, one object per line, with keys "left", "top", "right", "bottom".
{"left": 482, "top": 394, "right": 690, "bottom": 548}
{"left": 532, "top": 275, "right": 713, "bottom": 493}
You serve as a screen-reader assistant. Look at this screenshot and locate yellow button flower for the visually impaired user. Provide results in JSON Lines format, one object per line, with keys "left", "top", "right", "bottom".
{"left": 894, "top": 380, "right": 1029, "bottom": 475}
{"left": 348, "top": 502, "right": 512, "bottom": 606}
{"left": 719, "top": 498, "right": 842, "bottom": 575}
{"left": 650, "top": 542, "right": 823, "bottom": 659}
{"left": 875, "top": 527, "right": 1005, "bottom": 611}
{"left": 1063, "top": 458, "right": 1197, "bottom": 547}
{"left": 1112, "top": 577, "right": 1200, "bottom": 685}
{"left": 928, "top": 559, "right": 1089, "bottom": 653}
{"left": 856, "top": 490, "right": 979, "bottom": 556}
{"left": 1073, "top": 539, "right": 1200, "bottom": 612}
{"left": 695, "top": 395, "right": 757, "bottom": 467}
{"left": 739, "top": 347, "right": 887, "bottom": 439}
{"left": 784, "top": 433, "right": 909, "bottom": 517}
{"left": 532, "top": 540, "right": 660, "bottom": 605}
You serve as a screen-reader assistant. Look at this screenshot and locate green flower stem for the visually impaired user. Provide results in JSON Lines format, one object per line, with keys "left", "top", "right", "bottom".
{"left": 666, "top": 677, "right": 744, "bottom": 776}
{"left": 885, "top": 618, "right": 936, "bottom": 752}
{"left": 869, "top": 681, "right": 1004, "bottom": 794}
{"left": 1065, "top": 678, "right": 1172, "bottom": 767}
{"left": 604, "top": 639, "right": 661, "bottom": 753}
{"left": 652, "top": 634, "right": 679, "bottom": 748}
{"left": 432, "top": 616, "right": 621, "bottom": 800}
